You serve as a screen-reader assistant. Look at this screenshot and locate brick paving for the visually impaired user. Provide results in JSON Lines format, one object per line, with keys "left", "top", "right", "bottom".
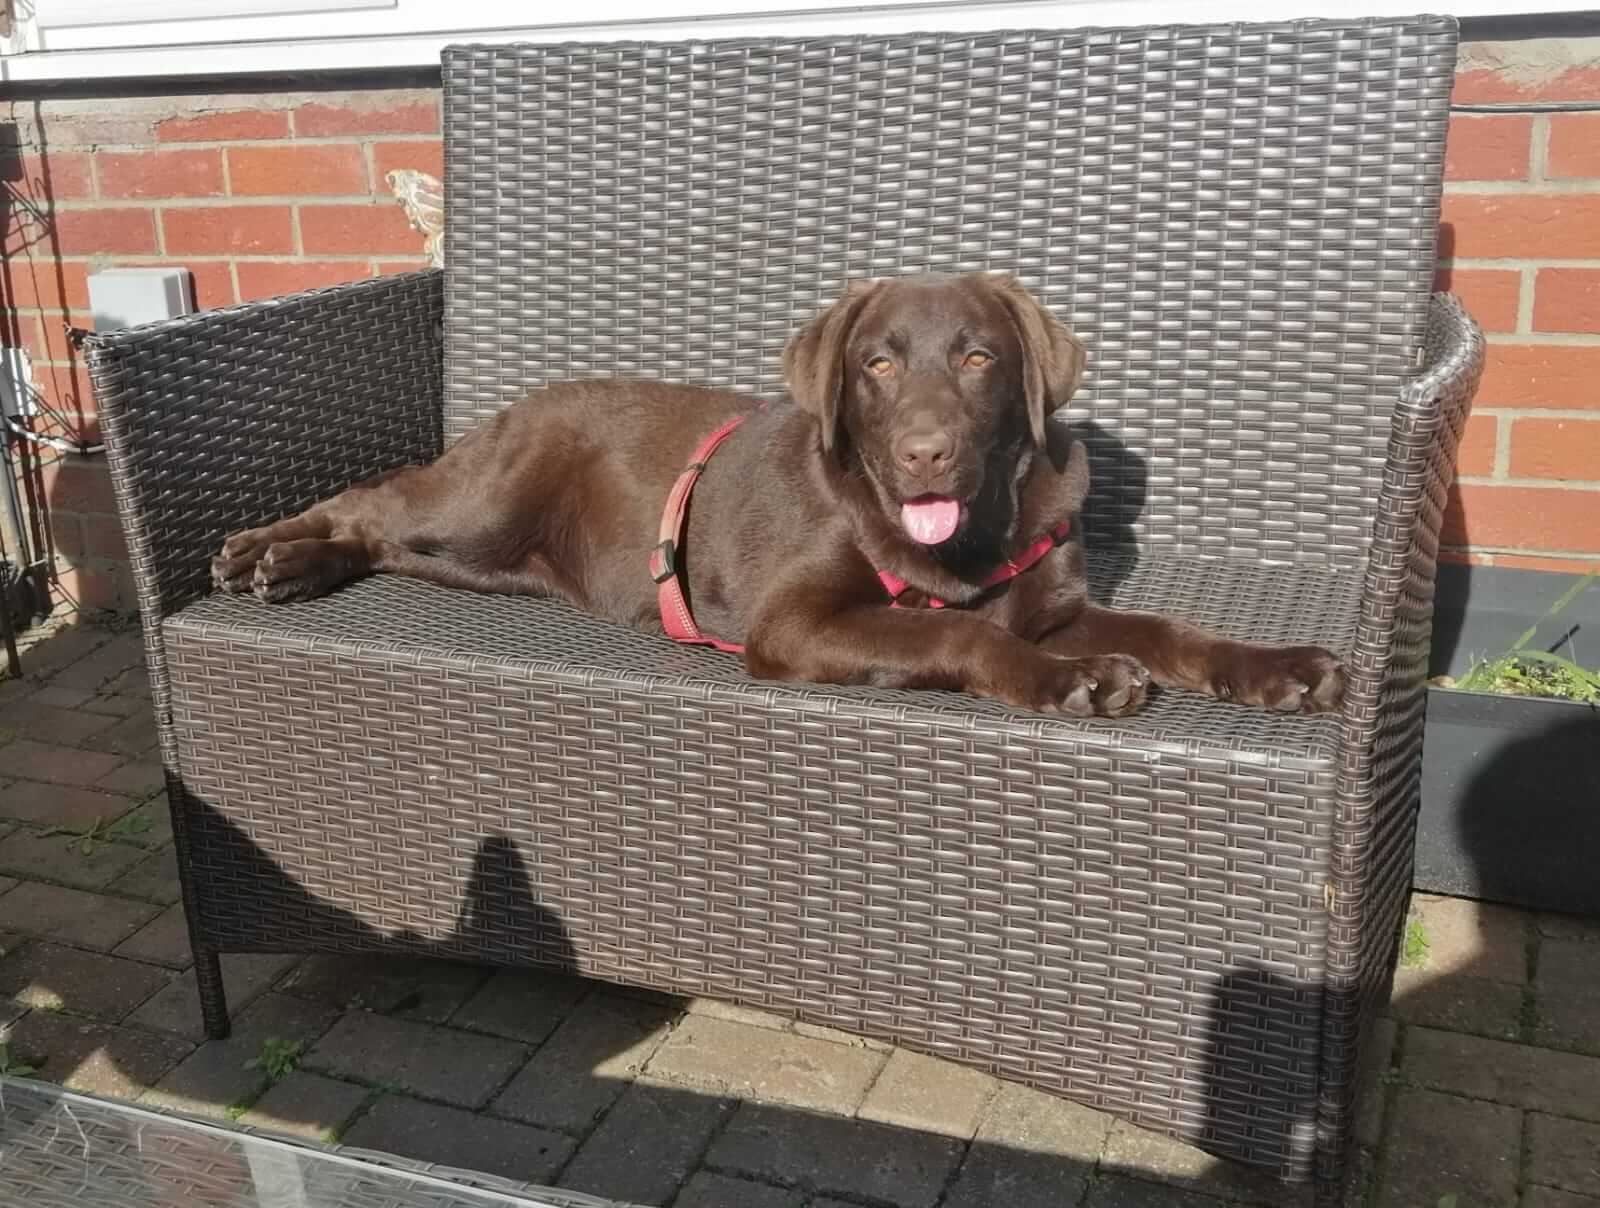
{"left": 3, "top": 618, "right": 1599, "bottom": 1208}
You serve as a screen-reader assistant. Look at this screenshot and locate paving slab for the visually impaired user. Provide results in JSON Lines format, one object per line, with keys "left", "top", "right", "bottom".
{"left": 241, "top": 1071, "right": 370, "bottom": 1141}
{"left": 1102, "top": 1118, "right": 1308, "bottom": 1207}
{"left": 942, "top": 1082, "right": 1111, "bottom": 1208}
{"left": 0, "top": 940, "right": 171, "bottom": 1020}
{"left": 705, "top": 1101, "right": 964, "bottom": 1208}
{"left": 1526, "top": 1113, "right": 1600, "bottom": 1199}
{"left": 0, "top": 823, "right": 149, "bottom": 889}
{"left": 129, "top": 953, "right": 300, "bottom": 1040}
{"left": 107, "top": 847, "right": 183, "bottom": 905}
{"left": 0, "top": 780, "right": 139, "bottom": 829}
{"left": 0, "top": 739, "right": 127, "bottom": 787}
{"left": 646, "top": 1013, "right": 884, "bottom": 1115}
{"left": 493, "top": 993, "right": 676, "bottom": 1132}
{"left": 116, "top": 790, "right": 175, "bottom": 844}
{"left": 141, "top": 992, "right": 340, "bottom": 1120}
{"left": 48, "top": 635, "right": 145, "bottom": 693}
{"left": 857, "top": 1048, "right": 998, "bottom": 1139}
{"left": 1084, "top": 1174, "right": 1232, "bottom": 1208}
{"left": 306, "top": 1010, "right": 527, "bottom": 1109}
{"left": 343, "top": 1095, "right": 573, "bottom": 1185}
{"left": 0, "top": 701, "right": 121, "bottom": 746}
{"left": 0, "top": 880, "right": 160, "bottom": 950}
{"left": 115, "top": 903, "right": 194, "bottom": 967}
{"left": 97, "top": 772, "right": 170, "bottom": 819}
{"left": 1387, "top": 968, "right": 1525, "bottom": 1041}
{"left": 1356, "top": 1017, "right": 1398, "bottom": 1149}
{"left": 1535, "top": 991, "right": 1600, "bottom": 1058}
{"left": 672, "top": 1172, "right": 802, "bottom": 1208}
{"left": 1522, "top": 1187, "right": 1600, "bottom": 1208}
{"left": 3, "top": 1010, "right": 192, "bottom": 1097}
{"left": 684, "top": 997, "right": 791, "bottom": 1032}
{"left": 448, "top": 966, "right": 589, "bottom": 1045}
{"left": 1536, "top": 915, "right": 1600, "bottom": 943}
{"left": 1537, "top": 940, "right": 1600, "bottom": 999}
{"left": 11, "top": 627, "right": 109, "bottom": 678}
{"left": 80, "top": 710, "right": 159, "bottom": 757}
{"left": 559, "top": 1079, "right": 732, "bottom": 1206}
{"left": 1403, "top": 1026, "right": 1600, "bottom": 1122}
{"left": 280, "top": 954, "right": 489, "bottom": 1022}
{"left": 1375, "top": 1087, "right": 1521, "bottom": 1208}
{"left": 1406, "top": 894, "right": 1529, "bottom": 984}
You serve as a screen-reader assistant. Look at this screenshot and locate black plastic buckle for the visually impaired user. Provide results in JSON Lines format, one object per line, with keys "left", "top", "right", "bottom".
{"left": 649, "top": 540, "right": 677, "bottom": 583}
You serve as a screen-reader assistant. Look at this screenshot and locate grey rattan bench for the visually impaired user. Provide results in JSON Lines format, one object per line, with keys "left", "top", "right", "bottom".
{"left": 86, "top": 19, "right": 1483, "bottom": 1202}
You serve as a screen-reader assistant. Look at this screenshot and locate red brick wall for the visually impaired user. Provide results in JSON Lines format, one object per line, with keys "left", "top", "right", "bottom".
{"left": 1, "top": 89, "right": 441, "bottom": 611}
{"left": 2, "top": 44, "right": 1596, "bottom": 619}
{"left": 1438, "top": 39, "right": 1600, "bottom": 575}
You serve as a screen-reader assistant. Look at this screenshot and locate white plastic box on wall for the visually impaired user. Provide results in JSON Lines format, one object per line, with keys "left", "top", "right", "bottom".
{"left": 86, "top": 268, "right": 195, "bottom": 333}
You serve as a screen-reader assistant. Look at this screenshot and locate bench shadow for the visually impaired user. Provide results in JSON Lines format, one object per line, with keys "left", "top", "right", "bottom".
{"left": 4, "top": 798, "right": 1343, "bottom": 1208}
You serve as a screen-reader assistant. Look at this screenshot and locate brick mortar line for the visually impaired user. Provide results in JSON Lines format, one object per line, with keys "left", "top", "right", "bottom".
{"left": 1515, "top": 265, "right": 1535, "bottom": 336}
{"left": 1491, "top": 413, "right": 1512, "bottom": 478}
{"left": 21, "top": 133, "right": 442, "bottom": 156}
{"left": 1532, "top": 113, "right": 1551, "bottom": 185}
{"left": 1444, "top": 258, "right": 1600, "bottom": 268}
{"left": 50, "top": 196, "right": 398, "bottom": 208}
{"left": 1444, "top": 180, "right": 1600, "bottom": 194}
{"left": 1456, "top": 475, "right": 1600, "bottom": 490}
{"left": 1485, "top": 332, "right": 1600, "bottom": 346}
{"left": 1467, "top": 408, "right": 1600, "bottom": 419}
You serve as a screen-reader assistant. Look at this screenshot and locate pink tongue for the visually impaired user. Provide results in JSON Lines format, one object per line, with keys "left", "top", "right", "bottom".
{"left": 901, "top": 497, "right": 960, "bottom": 545}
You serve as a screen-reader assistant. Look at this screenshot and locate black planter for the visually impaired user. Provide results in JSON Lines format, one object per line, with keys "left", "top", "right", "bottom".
{"left": 1417, "top": 563, "right": 1600, "bottom": 915}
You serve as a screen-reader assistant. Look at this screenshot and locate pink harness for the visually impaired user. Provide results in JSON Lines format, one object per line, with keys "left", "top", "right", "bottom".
{"left": 650, "top": 414, "right": 1071, "bottom": 655}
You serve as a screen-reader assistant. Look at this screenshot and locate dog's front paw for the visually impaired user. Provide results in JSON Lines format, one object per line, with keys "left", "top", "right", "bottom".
{"left": 212, "top": 527, "right": 274, "bottom": 593}
{"left": 1003, "top": 653, "right": 1151, "bottom": 717}
{"left": 1217, "top": 644, "right": 1344, "bottom": 713}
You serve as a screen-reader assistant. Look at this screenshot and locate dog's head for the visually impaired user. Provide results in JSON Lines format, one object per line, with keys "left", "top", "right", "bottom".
{"left": 783, "top": 273, "right": 1084, "bottom": 548}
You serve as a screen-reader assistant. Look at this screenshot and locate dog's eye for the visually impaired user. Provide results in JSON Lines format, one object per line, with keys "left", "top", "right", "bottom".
{"left": 866, "top": 356, "right": 895, "bottom": 377}
{"left": 964, "top": 350, "right": 994, "bottom": 369}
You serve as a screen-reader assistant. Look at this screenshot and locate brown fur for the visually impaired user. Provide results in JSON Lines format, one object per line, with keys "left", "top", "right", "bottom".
{"left": 214, "top": 273, "right": 1343, "bottom": 717}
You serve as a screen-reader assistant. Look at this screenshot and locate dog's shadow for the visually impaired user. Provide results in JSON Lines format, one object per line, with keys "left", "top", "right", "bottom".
{"left": 1065, "top": 416, "right": 1148, "bottom": 604}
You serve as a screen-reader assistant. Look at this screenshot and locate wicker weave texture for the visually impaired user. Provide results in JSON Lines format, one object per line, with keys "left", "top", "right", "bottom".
{"left": 165, "top": 555, "right": 1344, "bottom": 1176}
{"left": 442, "top": 22, "right": 1456, "bottom": 567}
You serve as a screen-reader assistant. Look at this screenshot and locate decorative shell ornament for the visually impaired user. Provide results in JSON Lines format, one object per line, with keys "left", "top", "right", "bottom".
{"left": 386, "top": 169, "right": 445, "bottom": 268}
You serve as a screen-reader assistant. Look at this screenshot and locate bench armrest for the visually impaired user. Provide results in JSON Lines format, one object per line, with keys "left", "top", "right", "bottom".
{"left": 1317, "top": 291, "right": 1485, "bottom": 1178}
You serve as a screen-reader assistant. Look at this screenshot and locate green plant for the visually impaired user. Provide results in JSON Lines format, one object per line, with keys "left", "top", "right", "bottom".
{"left": 244, "top": 1037, "right": 304, "bottom": 1081}
{"left": 0, "top": 1042, "right": 38, "bottom": 1077}
{"left": 42, "top": 810, "right": 153, "bottom": 855}
{"left": 1438, "top": 1194, "right": 1459, "bottom": 1208}
{"left": 1452, "top": 572, "right": 1599, "bottom": 704}
{"left": 1401, "top": 919, "right": 1430, "bottom": 969}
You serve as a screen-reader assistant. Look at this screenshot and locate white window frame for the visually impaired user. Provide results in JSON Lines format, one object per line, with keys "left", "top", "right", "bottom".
{"left": 2, "top": 0, "right": 1585, "bottom": 82}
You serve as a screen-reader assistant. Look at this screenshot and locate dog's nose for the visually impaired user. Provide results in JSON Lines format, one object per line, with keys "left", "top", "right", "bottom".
{"left": 896, "top": 429, "right": 955, "bottom": 478}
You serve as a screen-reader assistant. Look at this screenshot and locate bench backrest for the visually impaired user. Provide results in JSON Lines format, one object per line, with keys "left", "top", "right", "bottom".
{"left": 440, "top": 21, "right": 1457, "bottom": 565}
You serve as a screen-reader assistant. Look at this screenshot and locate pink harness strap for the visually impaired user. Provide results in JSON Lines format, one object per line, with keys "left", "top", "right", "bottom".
{"left": 652, "top": 415, "right": 1072, "bottom": 655}
{"left": 650, "top": 413, "right": 750, "bottom": 655}
{"left": 875, "top": 520, "right": 1073, "bottom": 608}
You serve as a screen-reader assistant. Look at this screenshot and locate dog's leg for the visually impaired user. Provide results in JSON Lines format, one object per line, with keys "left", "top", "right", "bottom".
{"left": 1039, "top": 605, "right": 1344, "bottom": 713}
{"left": 212, "top": 466, "right": 418, "bottom": 594}
{"left": 747, "top": 601, "right": 1151, "bottom": 717}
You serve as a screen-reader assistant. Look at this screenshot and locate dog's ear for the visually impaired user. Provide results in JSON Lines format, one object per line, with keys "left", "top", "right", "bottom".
{"left": 988, "top": 275, "right": 1086, "bottom": 449}
{"left": 782, "top": 279, "right": 884, "bottom": 455}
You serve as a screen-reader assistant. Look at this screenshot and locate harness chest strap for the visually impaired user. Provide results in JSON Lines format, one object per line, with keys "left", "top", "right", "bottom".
{"left": 651, "top": 413, "right": 1072, "bottom": 655}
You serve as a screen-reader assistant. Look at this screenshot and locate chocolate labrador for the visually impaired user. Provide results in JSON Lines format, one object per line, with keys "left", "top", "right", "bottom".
{"left": 213, "top": 273, "right": 1343, "bottom": 717}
